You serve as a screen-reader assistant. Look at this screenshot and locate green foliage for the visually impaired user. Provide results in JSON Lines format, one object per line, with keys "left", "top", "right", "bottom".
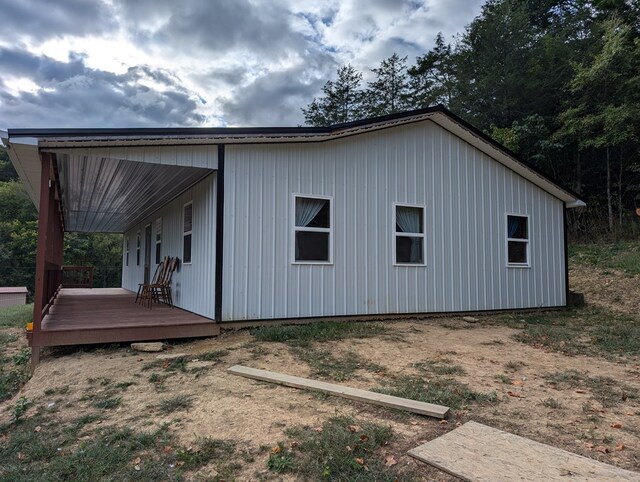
{"left": 291, "top": 347, "right": 384, "bottom": 382}
{"left": 251, "top": 321, "right": 387, "bottom": 347}
{"left": 12, "top": 396, "right": 31, "bottom": 423}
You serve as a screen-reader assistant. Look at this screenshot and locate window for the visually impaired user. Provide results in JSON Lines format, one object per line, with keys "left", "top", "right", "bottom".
{"left": 183, "top": 202, "right": 193, "bottom": 264}
{"left": 507, "top": 215, "right": 529, "bottom": 266}
{"left": 155, "top": 217, "right": 162, "bottom": 264}
{"left": 136, "top": 231, "right": 141, "bottom": 266}
{"left": 293, "top": 195, "right": 332, "bottom": 263}
{"left": 394, "top": 204, "right": 425, "bottom": 265}
{"left": 125, "top": 237, "right": 129, "bottom": 267}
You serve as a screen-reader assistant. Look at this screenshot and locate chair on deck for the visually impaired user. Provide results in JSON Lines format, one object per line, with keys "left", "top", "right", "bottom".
{"left": 136, "top": 256, "right": 169, "bottom": 307}
{"left": 144, "top": 257, "right": 179, "bottom": 309}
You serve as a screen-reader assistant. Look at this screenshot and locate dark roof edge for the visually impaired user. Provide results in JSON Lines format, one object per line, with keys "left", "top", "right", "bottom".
{"left": 6, "top": 104, "right": 583, "bottom": 204}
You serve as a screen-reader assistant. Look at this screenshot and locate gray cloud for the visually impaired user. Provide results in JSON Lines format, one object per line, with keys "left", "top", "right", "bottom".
{"left": 0, "top": 0, "right": 115, "bottom": 41}
{"left": 0, "top": 48, "right": 205, "bottom": 128}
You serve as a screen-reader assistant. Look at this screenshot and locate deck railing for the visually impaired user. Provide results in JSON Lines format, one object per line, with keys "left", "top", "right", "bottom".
{"left": 62, "top": 266, "right": 94, "bottom": 288}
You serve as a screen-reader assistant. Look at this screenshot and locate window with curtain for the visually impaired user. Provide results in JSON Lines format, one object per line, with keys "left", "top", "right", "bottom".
{"left": 155, "top": 217, "right": 162, "bottom": 264}
{"left": 183, "top": 203, "right": 193, "bottom": 264}
{"left": 136, "top": 231, "right": 141, "bottom": 266}
{"left": 294, "top": 195, "right": 331, "bottom": 262}
{"left": 395, "top": 204, "right": 425, "bottom": 265}
{"left": 507, "top": 215, "right": 529, "bottom": 265}
{"left": 125, "top": 237, "right": 129, "bottom": 267}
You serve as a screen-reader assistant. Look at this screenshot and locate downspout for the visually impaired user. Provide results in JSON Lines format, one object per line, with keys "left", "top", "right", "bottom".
{"left": 563, "top": 202, "right": 569, "bottom": 306}
{"left": 214, "top": 144, "right": 225, "bottom": 321}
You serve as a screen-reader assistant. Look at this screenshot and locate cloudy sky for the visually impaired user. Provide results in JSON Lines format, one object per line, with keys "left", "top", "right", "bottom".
{"left": 0, "top": 0, "right": 484, "bottom": 129}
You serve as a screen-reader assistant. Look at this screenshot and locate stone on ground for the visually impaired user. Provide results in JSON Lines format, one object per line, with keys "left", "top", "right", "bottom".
{"left": 131, "top": 342, "right": 165, "bottom": 352}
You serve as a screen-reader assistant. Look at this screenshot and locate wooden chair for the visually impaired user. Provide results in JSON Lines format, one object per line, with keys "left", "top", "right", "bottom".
{"left": 136, "top": 256, "right": 169, "bottom": 307}
{"left": 146, "top": 257, "right": 179, "bottom": 309}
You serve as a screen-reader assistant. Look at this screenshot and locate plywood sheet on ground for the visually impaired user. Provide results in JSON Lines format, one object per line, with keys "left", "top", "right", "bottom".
{"left": 227, "top": 365, "right": 449, "bottom": 419}
{"left": 408, "top": 421, "right": 640, "bottom": 481}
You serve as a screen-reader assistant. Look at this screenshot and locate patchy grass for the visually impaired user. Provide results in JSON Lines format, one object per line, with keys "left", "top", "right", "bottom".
{"left": 414, "top": 359, "right": 466, "bottom": 376}
{"left": 544, "top": 370, "right": 637, "bottom": 408}
{"left": 504, "top": 360, "right": 527, "bottom": 371}
{"left": 143, "top": 355, "right": 190, "bottom": 373}
{"left": 542, "top": 397, "right": 563, "bottom": 409}
{"left": 0, "top": 323, "right": 31, "bottom": 402}
{"left": 497, "top": 307, "right": 640, "bottom": 357}
{"left": 269, "top": 415, "right": 396, "bottom": 480}
{"left": 0, "top": 304, "right": 33, "bottom": 328}
{"left": 0, "top": 403, "right": 244, "bottom": 481}
{"left": 158, "top": 394, "right": 193, "bottom": 415}
{"left": 251, "top": 321, "right": 387, "bottom": 347}
{"left": 292, "top": 347, "right": 384, "bottom": 382}
{"left": 375, "top": 376, "right": 498, "bottom": 410}
{"left": 196, "top": 349, "right": 229, "bottom": 362}
{"left": 92, "top": 397, "right": 122, "bottom": 410}
{"left": 570, "top": 242, "right": 640, "bottom": 276}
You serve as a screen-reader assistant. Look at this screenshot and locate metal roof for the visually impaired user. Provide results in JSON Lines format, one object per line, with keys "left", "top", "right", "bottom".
{"left": 1, "top": 106, "right": 585, "bottom": 235}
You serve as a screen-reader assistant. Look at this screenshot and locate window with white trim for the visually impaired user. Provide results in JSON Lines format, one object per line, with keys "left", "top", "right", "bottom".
{"left": 293, "top": 195, "right": 331, "bottom": 263}
{"left": 136, "top": 231, "right": 141, "bottom": 266}
{"left": 183, "top": 202, "right": 193, "bottom": 264}
{"left": 125, "top": 236, "right": 129, "bottom": 267}
{"left": 155, "top": 217, "right": 162, "bottom": 264}
{"left": 394, "top": 204, "right": 425, "bottom": 265}
{"left": 507, "top": 215, "right": 529, "bottom": 266}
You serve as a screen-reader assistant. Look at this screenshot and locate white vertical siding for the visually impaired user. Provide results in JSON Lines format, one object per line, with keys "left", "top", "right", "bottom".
{"left": 121, "top": 173, "right": 216, "bottom": 319}
{"left": 222, "top": 120, "right": 565, "bottom": 321}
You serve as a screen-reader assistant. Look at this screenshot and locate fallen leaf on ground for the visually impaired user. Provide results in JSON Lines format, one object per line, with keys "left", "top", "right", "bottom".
{"left": 511, "top": 380, "right": 524, "bottom": 386}
{"left": 34, "top": 426, "right": 41, "bottom": 433}
{"left": 385, "top": 455, "right": 398, "bottom": 467}
{"left": 162, "top": 446, "right": 173, "bottom": 454}
{"left": 271, "top": 446, "right": 281, "bottom": 454}
{"left": 595, "top": 446, "right": 609, "bottom": 454}
{"left": 354, "top": 457, "right": 365, "bottom": 465}
{"left": 615, "top": 443, "right": 625, "bottom": 451}
{"left": 360, "top": 434, "right": 369, "bottom": 442}
{"left": 507, "top": 391, "right": 523, "bottom": 398}
{"left": 133, "top": 457, "right": 141, "bottom": 465}
{"left": 17, "top": 452, "right": 26, "bottom": 460}
{"left": 575, "top": 389, "right": 586, "bottom": 394}
{"left": 313, "top": 426, "right": 323, "bottom": 433}
{"left": 348, "top": 425, "right": 361, "bottom": 433}
{"left": 439, "top": 420, "right": 448, "bottom": 425}
{"left": 611, "top": 423, "right": 622, "bottom": 429}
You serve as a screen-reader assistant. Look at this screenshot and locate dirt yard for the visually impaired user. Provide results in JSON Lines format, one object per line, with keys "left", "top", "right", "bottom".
{"left": 1, "top": 249, "right": 640, "bottom": 480}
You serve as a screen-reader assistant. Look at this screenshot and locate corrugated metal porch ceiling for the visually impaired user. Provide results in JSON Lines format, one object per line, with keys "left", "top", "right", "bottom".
{"left": 57, "top": 153, "right": 213, "bottom": 233}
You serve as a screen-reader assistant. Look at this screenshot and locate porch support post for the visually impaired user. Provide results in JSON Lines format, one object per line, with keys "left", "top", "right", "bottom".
{"left": 214, "top": 144, "right": 225, "bottom": 321}
{"left": 31, "top": 152, "right": 64, "bottom": 370}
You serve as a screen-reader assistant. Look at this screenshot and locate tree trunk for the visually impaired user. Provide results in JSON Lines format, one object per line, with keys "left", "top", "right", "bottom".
{"left": 575, "top": 151, "right": 582, "bottom": 194}
{"left": 606, "top": 147, "right": 613, "bottom": 232}
{"left": 618, "top": 147, "right": 623, "bottom": 226}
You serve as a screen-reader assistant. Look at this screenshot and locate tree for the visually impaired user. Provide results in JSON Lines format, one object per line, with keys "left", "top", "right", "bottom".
{"left": 302, "top": 65, "right": 365, "bottom": 126}
{"left": 556, "top": 16, "right": 639, "bottom": 231}
{"left": 408, "top": 33, "right": 456, "bottom": 108}
{"left": 363, "top": 54, "right": 411, "bottom": 117}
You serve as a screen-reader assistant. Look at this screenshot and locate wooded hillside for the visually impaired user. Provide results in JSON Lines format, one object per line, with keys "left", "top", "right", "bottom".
{"left": 302, "top": 0, "right": 640, "bottom": 238}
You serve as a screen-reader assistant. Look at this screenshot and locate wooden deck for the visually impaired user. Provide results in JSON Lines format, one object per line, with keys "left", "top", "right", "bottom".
{"left": 30, "top": 288, "right": 219, "bottom": 347}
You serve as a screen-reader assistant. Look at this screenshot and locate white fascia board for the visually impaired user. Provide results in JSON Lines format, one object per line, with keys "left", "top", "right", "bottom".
{"left": 7, "top": 136, "right": 40, "bottom": 208}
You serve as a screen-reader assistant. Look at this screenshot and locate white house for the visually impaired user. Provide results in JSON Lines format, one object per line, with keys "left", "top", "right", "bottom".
{"left": 2, "top": 106, "right": 585, "bottom": 354}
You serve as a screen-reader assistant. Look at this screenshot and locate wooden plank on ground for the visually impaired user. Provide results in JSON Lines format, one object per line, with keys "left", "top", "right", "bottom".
{"left": 408, "top": 421, "right": 640, "bottom": 481}
{"left": 227, "top": 365, "right": 449, "bottom": 419}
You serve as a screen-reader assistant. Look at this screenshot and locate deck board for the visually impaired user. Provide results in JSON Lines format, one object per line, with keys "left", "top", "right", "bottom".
{"left": 408, "top": 421, "right": 640, "bottom": 481}
{"left": 33, "top": 288, "right": 219, "bottom": 346}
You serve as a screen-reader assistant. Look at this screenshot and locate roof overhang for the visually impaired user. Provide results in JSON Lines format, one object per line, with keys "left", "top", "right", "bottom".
{"left": 3, "top": 106, "right": 585, "bottom": 229}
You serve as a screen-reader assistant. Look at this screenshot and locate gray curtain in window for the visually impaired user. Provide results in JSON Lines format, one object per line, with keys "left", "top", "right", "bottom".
{"left": 508, "top": 217, "right": 519, "bottom": 237}
{"left": 396, "top": 207, "right": 422, "bottom": 262}
{"left": 296, "top": 198, "right": 325, "bottom": 227}
{"left": 396, "top": 206, "right": 420, "bottom": 233}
